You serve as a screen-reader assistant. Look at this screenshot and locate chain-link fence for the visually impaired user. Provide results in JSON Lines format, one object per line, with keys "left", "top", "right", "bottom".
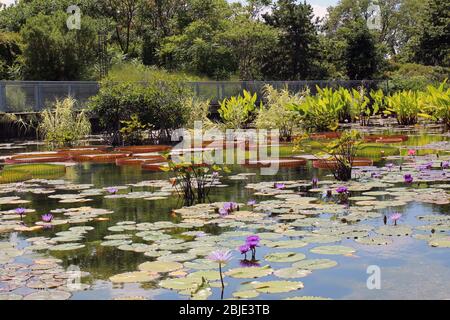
{"left": 0, "top": 80, "right": 389, "bottom": 112}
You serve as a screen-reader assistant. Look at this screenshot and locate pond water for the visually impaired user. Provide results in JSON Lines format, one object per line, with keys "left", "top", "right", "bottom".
{"left": 1, "top": 129, "right": 450, "bottom": 300}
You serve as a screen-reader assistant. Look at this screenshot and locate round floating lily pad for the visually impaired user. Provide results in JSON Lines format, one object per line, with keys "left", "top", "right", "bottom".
{"left": 274, "top": 267, "right": 311, "bottom": 279}
{"left": 157, "top": 253, "right": 197, "bottom": 262}
{"left": 310, "top": 245, "right": 355, "bottom": 255}
{"left": 266, "top": 240, "right": 308, "bottom": 249}
{"left": 264, "top": 252, "right": 306, "bottom": 262}
{"left": 429, "top": 238, "right": 450, "bottom": 248}
{"left": 375, "top": 225, "right": 412, "bottom": 236}
{"left": 355, "top": 236, "right": 393, "bottom": 245}
{"left": 292, "top": 258, "right": 338, "bottom": 270}
{"left": 184, "top": 259, "right": 218, "bottom": 270}
{"left": 138, "top": 261, "right": 183, "bottom": 273}
{"left": 232, "top": 290, "right": 260, "bottom": 299}
{"left": 109, "top": 271, "right": 159, "bottom": 283}
{"left": 301, "top": 235, "right": 341, "bottom": 244}
{"left": 24, "top": 290, "right": 71, "bottom": 300}
{"left": 0, "top": 293, "right": 23, "bottom": 300}
{"left": 101, "top": 240, "right": 132, "bottom": 247}
{"left": 251, "top": 280, "right": 304, "bottom": 293}
{"left": 159, "top": 277, "right": 201, "bottom": 290}
{"left": 49, "top": 243, "right": 85, "bottom": 251}
{"left": 225, "top": 265, "right": 273, "bottom": 278}
{"left": 187, "top": 270, "right": 221, "bottom": 281}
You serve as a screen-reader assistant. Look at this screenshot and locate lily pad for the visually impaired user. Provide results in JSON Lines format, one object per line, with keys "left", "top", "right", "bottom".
{"left": 251, "top": 280, "right": 304, "bottom": 293}
{"left": 226, "top": 265, "right": 273, "bottom": 278}
{"left": 138, "top": 261, "right": 183, "bottom": 273}
{"left": 292, "top": 258, "right": 338, "bottom": 270}
{"left": 274, "top": 267, "right": 311, "bottom": 279}
{"left": 109, "top": 271, "right": 159, "bottom": 283}
{"left": 264, "top": 252, "right": 306, "bottom": 262}
{"left": 310, "top": 245, "right": 356, "bottom": 255}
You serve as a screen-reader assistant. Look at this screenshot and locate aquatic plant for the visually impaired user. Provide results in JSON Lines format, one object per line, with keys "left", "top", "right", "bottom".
{"left": 106, "top": 187, "right": 118, "bottom": 194}
{"left": 161, "top": 155, "right": 230, "bottom": 205}
{"left": 0, "top": 169, "right": 31, "bottom": 184}
{"left": 238, "top": 244, "right": 251, "bottom": 259}
{"left": 39, "top": 97, "right": 91, "bottom": 148}
{"left": 404, "top": 174, "right": 414, "bottom": 184}
{"left": 218, "top": 90, "right": 258, "bottom": 129}
{"left": 247, "top": 199, "right": 256, "bottom": 207}
{"left": 119, "top": 114, "right": 148, "bottom": 146}
{"left": 384, "top": 90, "right": 421, "bottom": 125}
{"left": 297, "top": 130, "right": 362, "bottom": 181}
{"left": 442, "top": 161, "right": 449, "bottom": 169}
{"left": 419, "top": 80, "right": 450, "bottom": 129}
{"left": 289, "top": 86, "right": 344, "bottom": 132}
{"left": 389, "top": 213, "right": 402, "bottom": 226}
{"left": 15, "top": 207, "right": 26, "bottom": 220}
{"left": 207, "top": 249, "right": 232, "bottom": 289}
{"left": 254, "top": 85, "right": 303, "bottom": 141}
{"left": 274, "top": 183, "right": 285, "bottom": 189}
{"left": 407, "top": 149, "right": 416, "bottom": 156}
{"left": 3, "top": 164, "right": 66, "bottom": 178}
{"left": 41, "top": 213, "right": 53, "bottom": 223}
{"left": 245, "top": 235, "right": 260, "bottom": 260}
{"left": 311, "top": 177, "right": 319, "bottom": 188}
{"left": 336, "top": 186, "right": 349, "bottom": 204}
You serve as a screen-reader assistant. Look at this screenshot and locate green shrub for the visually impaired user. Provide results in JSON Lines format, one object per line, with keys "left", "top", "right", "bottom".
{"left": 290, "top": 86, "right": 344, "bottom": 132}
{"left": 218, "top": 90, "right": 259, "bottom": 129}
{"left": 384, "top": 90, "right": 421, "bottom": 125}
{"left": 89, "top": 77, "right": 194, "bottom": 144}
{"left": 387, "top": 63, "right": 450, "bottom": 92}
{"left": 39, "top": 97, "right": 91, "bottom": 147}
{"left": 419, "top": 80, "right": 450, "bottom": 128}
{"left": 254, "top": 85, "right": 303, "bottom": 141}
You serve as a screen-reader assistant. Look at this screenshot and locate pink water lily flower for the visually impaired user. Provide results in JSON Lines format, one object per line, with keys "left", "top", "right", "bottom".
{"left": 407, "top": 149, "right": 416, "bottom": 156}
{"left": 389, "top": 213, "right": 402, "bottom": 226}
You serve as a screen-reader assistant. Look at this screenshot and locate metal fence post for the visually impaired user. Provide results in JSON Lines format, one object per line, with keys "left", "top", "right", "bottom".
{"left": 0, "top": 82, "right": 6, "bottom": 112}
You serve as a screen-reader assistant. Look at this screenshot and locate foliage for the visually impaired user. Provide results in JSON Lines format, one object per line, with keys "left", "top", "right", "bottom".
{"left": 289, "top": 87, "right": 344, "bottom": 132}
{"left": 419, "top": 80, "right": 450, "bottom": 128}
{"left": 262, "top": 0, "right": 322, "bottom": 80}
{"left": 3, "top": 164, "right": 66, "bottom": 177}
{"left": 295, "top": 130, "right": 362, "bottom": 181}
{"left": 384, "top": 90, "right": 422, "bottom": 125}
{"left": 0, "top": 31, "right": 22, "bottom": 80}
{"left": 254, "top": 85, "right": 303, "bottom": 141}
{"left": 414, "top": 0, "right": 450, "bottom": 67}
{"left": 387, "top": 63, "right": 450, "bottom": 91}
{"left": 20, "top": 11, "right": 98, "bottom": 80}
{"left": 5, "top": 86, "right": 30, "bottom": 112}
{"left": 39, "top": 97, "right": 91, "bottom": 147}
{"left": 340, "top": 87, "right": 374, "bottom": 126}
{"left": 161, "top": 155, "right": 230, "bottom": 205}
{"left": 218, "top": 90, "right": 259, "bottom": 129}
{"left": 89, "top": 77, "right": 193, "bottom": 144}
{"left": 183, "top": 97, "right": 214, "bottom": 129}
{"left": 119, "top": 114, "right": 148, "bottom": 145}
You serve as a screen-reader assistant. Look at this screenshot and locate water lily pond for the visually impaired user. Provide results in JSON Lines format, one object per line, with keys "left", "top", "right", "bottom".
{"left": 1, "top": 129, "right": 450, "bottom": 300}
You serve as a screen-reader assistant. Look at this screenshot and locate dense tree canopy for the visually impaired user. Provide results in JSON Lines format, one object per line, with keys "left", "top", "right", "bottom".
{"left": 0, "top": 0, "right": 448, "bottom": 81}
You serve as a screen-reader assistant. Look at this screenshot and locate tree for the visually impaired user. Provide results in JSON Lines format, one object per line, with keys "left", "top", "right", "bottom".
{"left": 262, "top": 0, "right": 322, "bottom": 80}
{"left": 20, "top": 12, "right": 98, "bottom": 80}
{"left": 342, "top": 20, "right": 382, "bottom": 79}
{"left": 218, "top": 16, "right": 278, "bottom": 79}
{"left": 0, "top": 31, "right": 21, "bottom": 79}
{"left": 414, "top": 0, "right": 450, "bottom": 67}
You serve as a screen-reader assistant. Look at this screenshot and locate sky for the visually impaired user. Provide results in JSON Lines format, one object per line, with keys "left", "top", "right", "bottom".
{"left": 0, "top": 0, "right": 338, "bottom": 19}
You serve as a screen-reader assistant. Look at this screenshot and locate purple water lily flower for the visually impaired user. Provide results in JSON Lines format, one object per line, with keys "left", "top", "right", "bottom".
{"left": 222, "top": 202, "right": 238, "bottom": 214}
{"left": 424, "top": 162, "right": 433, "bottom": 170}
{"left": 336, "top": 186, "right": 348, "bottom": 194}
{"left": 219, "top": 208, "right": 229, "bottom": 216}
{"left": 404, "top": 174, "right": 414, "bottom": 184}
{"left": 246, "top": 235, "right": 260, "bottom": 248}
{"left": 212, "top": 171, "right": 219, "bottom": 178}
{"left": 386, "top": 163, "right": 394, "bottom": 171}
{"left": 274, "top": 183, "right": 285, "bottom": 189}
{"left": 311, "top": 177, "right": 319, "bottom": 187}
{"left": 207, "top": 249, "right": 232, "bottom": 289}
{"left": 106, "top": 187, "right": 118, "bottom": 194}
{"left": 238, "top": 244, "right": 251, "bottom": 259}
{"left": 15, "top": 207, "right": 26, "bottom": 219}
{"left": 442, "top": 161, "right": 449, "bottom": 169}
{"left": 41, "top": 213, "right": 53, "bottom": 223}
{"left": 389, "top": 213, "right": 402, "bottom": 226}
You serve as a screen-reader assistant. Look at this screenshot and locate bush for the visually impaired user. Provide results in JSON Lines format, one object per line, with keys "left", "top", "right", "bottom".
{"left": 419, "top": 80, "right": 450, "bottom": 128}
{"left": 89, "top": 77, "right": 194, "bottom": 144}
{"left": 39, "top": 97, "right": 91, "bottom": 147}
{"left": 387, "top": 63, "right": 450, "bottom": 92}
{"left": 384, "top": 90, "right": 421, "bottom": 125}
{"left": 254, "top": 85, "right": 303, "bottom": 141}
{"left": 289, "top": 86, "right": 344, "bottom": 132}
{"left": 218, "top": 90, "right": 259, "bottom": 129}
